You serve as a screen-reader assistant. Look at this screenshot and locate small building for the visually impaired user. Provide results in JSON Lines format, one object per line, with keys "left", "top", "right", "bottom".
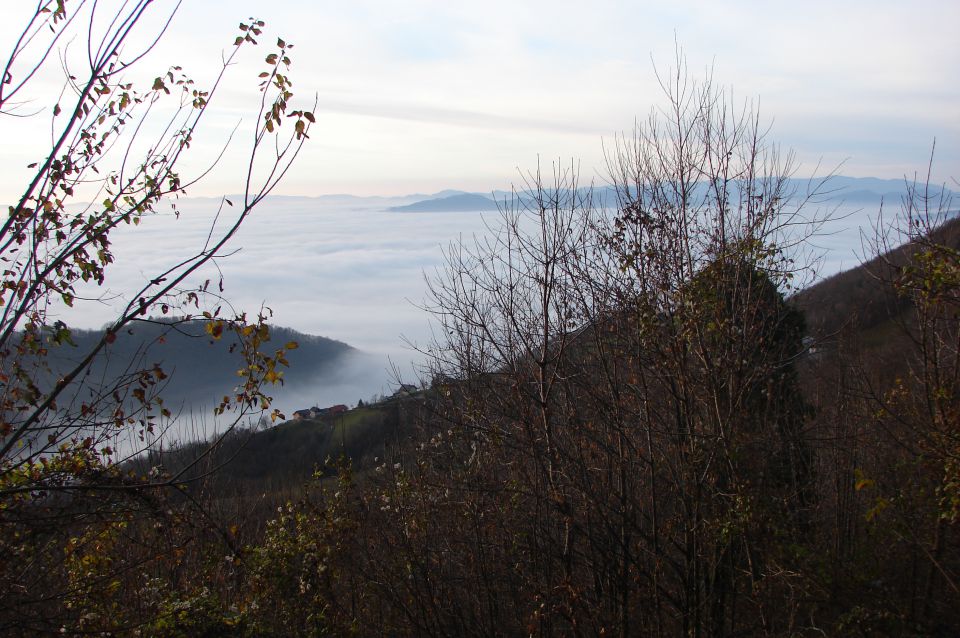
{"left": 391, "top": 384, "right": 418, "bottom": 398}
{"left": 293, "top": 404, "right": 349, "bottom": 420}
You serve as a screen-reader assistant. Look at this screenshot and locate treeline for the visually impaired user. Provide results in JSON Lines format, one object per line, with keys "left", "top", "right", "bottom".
{"left": 222, "top": 183, "right": 958, "bottom": 634}
{"left": 250, "top": 194, "right": 955, "bottom": 633}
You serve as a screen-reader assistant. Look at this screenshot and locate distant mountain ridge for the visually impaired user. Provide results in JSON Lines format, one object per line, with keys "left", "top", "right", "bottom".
{"left": 42, "top": 177, "right": 954, "bottom": 216}
{"left": 380, "top": 176, "right": 954, "bottom": 214}
{"left": 42, "top": 320, "right": 355, "bottom": 412}
{"left": 389, "top": 193, "right": 499, "bottom": 212}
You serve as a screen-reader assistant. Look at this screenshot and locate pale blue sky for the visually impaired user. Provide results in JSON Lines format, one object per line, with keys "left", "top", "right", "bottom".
{"left": 2, "top": 0, "right": 957, "bottom": 198}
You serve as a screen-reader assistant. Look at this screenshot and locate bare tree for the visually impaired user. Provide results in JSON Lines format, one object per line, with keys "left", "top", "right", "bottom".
{"left": 0, "top": 1, "right": 314, "bottom": 631}
{"left": 845, "top": 163, "right": 960, "bottom": 627}
{"left": 405, "top": 53, "right": 830, "bottom": 636}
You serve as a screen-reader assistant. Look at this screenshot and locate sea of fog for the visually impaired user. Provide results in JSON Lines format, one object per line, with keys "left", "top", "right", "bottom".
{"left": 60, "top": 192, "right": 903, "bottom": 420}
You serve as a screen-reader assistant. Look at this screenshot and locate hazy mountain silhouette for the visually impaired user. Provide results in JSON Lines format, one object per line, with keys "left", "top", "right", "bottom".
{"left": 43, "top": 320, "right": 355, "bottom": 413}
{"left": 390, "top": 192, "right": 498, "bottom": 212}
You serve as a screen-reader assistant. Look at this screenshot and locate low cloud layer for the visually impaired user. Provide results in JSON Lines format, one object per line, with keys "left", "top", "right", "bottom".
{"left": 58, "top": 185, "right": 933, "bottom": 413}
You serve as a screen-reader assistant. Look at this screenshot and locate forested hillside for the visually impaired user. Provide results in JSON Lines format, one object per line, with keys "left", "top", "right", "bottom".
{"left": 1, "top": 5, "right": 956, "bottom": 632}
{"left": 6, "top": 212, "right": 958, "bottom": 636}
{"left": 42, "top": 320, "right": 354, "bottom": 413}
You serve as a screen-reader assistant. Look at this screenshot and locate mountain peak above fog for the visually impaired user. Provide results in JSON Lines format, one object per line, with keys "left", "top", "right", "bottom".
{"left": 389, "top": 193, "right": 498, "bottom": 212}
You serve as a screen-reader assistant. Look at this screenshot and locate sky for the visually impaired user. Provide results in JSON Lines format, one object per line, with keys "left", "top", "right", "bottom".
{"left": 1, "top": 0, "right": 957, "bottom": 200}
{"left": 1, "top": 1, "right": 958, "bottom": 405}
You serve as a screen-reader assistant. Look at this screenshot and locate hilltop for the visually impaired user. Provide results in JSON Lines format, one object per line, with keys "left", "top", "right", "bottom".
{"left": 389, "top": 192, "right": 498, "bottom": 212}
{"left": 42, "top": 320, "right": 356, "bottom": 414}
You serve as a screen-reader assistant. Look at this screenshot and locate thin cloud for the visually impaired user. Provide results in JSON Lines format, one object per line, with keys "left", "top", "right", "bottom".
{"left": 316, "top": 97, "right": 607, "bottom": 136}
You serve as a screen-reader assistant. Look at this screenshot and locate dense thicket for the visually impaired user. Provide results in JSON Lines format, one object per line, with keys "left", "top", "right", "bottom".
{"left": 209, "top": 72, "right": 958, "bottom": 635}
{"left": 233, "top": 191, "right": 957, "bottom": 637}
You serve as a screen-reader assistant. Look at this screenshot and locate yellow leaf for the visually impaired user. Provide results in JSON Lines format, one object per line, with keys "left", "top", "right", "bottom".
{"left": 854, "top": 468, "right": 874, "bottom": 491}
